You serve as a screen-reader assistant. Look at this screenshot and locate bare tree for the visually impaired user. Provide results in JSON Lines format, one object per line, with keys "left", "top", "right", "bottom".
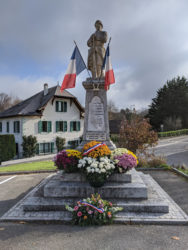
{"left": 0, "top": 93, "right": 22, "bottom": 112}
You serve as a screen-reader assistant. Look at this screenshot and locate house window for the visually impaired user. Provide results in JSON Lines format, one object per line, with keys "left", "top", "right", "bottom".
{"left": 70, "top": 121, "right": 80, "bottom": 132}
{"left": 55, "top": 101, "right": 67, "bottom": 112}
{"left": 14, "top": 121, "right": 20, "bottom": 133}
{"left": 36, "top": 142, "right": 54, "bottom": 154}
{"left": 6, "top": 122, "right": 9, "bottom": 133}
{"left": 56, "top": 121, "right": 67, "bottom": 132}
{"left": 0, "top": 122, "right": 2, "bottom": 132}
{"left": 38, "top": 121, "right": 52, "bottom": 133}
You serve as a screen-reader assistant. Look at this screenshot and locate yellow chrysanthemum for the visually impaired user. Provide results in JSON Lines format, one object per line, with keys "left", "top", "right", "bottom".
{"left": 127, "top": 150, "right": 139, "bottom": 164}
{"left": 66, "top": 149, "right": 82, "bottom": 159}
{"left": 82, "top": 141, "right": 111, "bottom": 158}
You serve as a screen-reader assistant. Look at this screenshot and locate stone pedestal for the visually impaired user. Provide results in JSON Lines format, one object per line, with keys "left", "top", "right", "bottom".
{"left": 78, "top": 78, "right": 116, "bottom": 150}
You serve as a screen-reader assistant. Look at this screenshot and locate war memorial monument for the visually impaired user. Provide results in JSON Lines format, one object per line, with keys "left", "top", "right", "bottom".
{"left": 1, "top": 21, "right": 188, "bottom": 224}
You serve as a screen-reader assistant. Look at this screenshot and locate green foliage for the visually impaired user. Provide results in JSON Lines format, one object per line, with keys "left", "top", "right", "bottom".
{"left": 148, "top": 76, "right": 188, "bottom": 131}
{"left": 22, "top": 135, "right": 37, "bottom": 157}
{"left": 158, "top": 129, "right": 188, "bottom": 137}
{"left": 0, "top": 134, "right": 16, "bottom": 162}
{"left": 56, "top": 136, "right": 65, "bottom": 152}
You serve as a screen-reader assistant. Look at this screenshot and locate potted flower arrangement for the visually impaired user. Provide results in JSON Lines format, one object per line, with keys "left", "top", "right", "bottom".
{"left": 78, "top": 156, "right": 115, "bottom": 187}
{"left": 66, "top": 193, "right": 123, "bottom": 226}
{"left": 111, "top": 148, "right": 138, "bottom": 173}
{"left": 54, "top": 149, "right": 82, "bottom": 173}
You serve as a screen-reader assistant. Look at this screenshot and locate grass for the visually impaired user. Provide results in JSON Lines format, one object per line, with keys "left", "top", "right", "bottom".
{"left": 177, "top": 168, "right": 188, "bottom": 176}
{"left": 0, "top": 161, "right": 56, "bottom": 173}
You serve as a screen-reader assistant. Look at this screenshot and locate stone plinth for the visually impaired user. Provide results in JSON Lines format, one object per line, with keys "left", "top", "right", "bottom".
{"left": 77, "top": 78, "right": 116, "bottom": 150}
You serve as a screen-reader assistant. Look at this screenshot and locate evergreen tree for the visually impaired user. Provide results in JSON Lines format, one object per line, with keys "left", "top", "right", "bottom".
{"left": 148, "top": 76, "right": 188, "bottom": 131}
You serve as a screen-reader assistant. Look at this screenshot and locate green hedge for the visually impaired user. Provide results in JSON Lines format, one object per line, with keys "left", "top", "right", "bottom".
{"left": 0, "top": 134, "right": 16, "bottom": 163}
{"left": 158, "top": 129, "right": 188, "bottom": 138}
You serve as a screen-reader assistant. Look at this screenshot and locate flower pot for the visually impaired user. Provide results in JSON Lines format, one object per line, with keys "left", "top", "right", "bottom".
{"left": 87, "top": 173, "right": 106, "bottom": 187}
{"left": 88, "top": 179, "right": 105, "bottom": 188}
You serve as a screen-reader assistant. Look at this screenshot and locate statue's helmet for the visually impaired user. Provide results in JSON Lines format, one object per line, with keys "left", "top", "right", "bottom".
{"left": 95, "top": 20, "right": 103, "bottom": 28}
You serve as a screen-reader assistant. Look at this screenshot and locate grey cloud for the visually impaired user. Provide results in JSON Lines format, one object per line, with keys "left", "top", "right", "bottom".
{"left": 1, "top": 0, "right": 188, "bottom": 109}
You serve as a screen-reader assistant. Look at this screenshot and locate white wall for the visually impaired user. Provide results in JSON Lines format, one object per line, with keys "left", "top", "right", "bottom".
{"left": 0, "top": 97, "right": 84, "bottom": 156}
{"left": 23, "top": 97, "right": 84, "bottom": 149}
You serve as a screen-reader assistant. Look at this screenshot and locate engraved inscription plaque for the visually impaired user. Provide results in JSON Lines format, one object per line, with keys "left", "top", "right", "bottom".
{"left": 86, "top": 132, "right": 106, "bottom": 141}
{"left": 88, "top": 96, "right": 105, "bottom": 131}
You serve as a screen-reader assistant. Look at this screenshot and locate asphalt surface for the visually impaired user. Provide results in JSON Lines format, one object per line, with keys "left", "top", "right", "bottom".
{"left": 0, "top": 171, "right": 187, "bottom": 250}
{"left": 153, "top": 135, "right": 188, "bottom": 166}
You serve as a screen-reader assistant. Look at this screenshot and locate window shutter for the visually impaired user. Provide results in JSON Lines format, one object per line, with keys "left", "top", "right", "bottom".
{"left": 36, "top": 144, "right": 39, "bottom": 154}
{"left": 51, "top": 142, "right": 54, "bottom": 153}
{"left": 77, "top": 121, "right": 80, "bottom": 131}
{"left": 38, "top": 121, "right": 42, "bottom": 133}
{"left": 70, "top": 121, "right": 73, "bottom": 132}
{"left": 56, "top": 121, "right": 59, "bottom": 132}
{"left": 13, "top": 122, "right": 16, "bottom": 133}
{"left": 56, "top": 101, "right": 59, "bottom": 112}
{"left": 17, "top": 121, "right": 20, "bottom": 133}
{"left": 64, "top": 121, "right": 67, "bottom": 131}
{"left": 64, "top": 102, "right": 67, "bottom": 112}
{"left": 47, "top": 121, "right": 52, "bottom": 132}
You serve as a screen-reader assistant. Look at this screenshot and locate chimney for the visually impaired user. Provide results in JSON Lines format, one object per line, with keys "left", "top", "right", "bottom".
{"left": 44, "top": 83, "right": 48, "bottom": 96}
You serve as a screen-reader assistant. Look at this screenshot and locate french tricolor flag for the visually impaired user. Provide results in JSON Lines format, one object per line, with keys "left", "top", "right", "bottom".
{"left": 61, "top": 46, "right": 86, "bottom": 92}
{"left": 102, "top": 45, "right": 115, "bottom": 91}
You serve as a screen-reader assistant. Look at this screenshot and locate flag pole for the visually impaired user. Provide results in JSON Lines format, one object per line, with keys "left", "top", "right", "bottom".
{"left": 73, "top": 40, "right": 92, "bottom": 80}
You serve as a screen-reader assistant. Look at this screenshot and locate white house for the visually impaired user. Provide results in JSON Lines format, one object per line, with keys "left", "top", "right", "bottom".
{"left": 0, "top": 84, "right": 84, "bottom": 157}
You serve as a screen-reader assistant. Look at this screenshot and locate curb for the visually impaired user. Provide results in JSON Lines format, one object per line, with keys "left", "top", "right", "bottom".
{"left": 171, "top": 168, "right": 188, "bottom": 180}
{"left": 137, "top": 168, "right": 169, "bottom": 171}
{"left": 0, "top": 170, "right": 57, "bottom": 176}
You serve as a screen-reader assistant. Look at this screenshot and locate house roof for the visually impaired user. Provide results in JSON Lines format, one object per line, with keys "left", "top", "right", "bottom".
{"left": 0, "top": 85, "right": 84, "bottom": 118}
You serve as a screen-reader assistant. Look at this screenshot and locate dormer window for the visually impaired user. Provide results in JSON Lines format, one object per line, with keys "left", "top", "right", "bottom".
{"left": 56, "top": 101, "right": 67, "bottom": 112}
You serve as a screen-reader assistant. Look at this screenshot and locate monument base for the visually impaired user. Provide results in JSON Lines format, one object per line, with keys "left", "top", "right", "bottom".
{"left": 1, "top": 169, "right": 188, "bottom": 225}
{"left": 78, "top": 78, "right": 116, "bottom": 150}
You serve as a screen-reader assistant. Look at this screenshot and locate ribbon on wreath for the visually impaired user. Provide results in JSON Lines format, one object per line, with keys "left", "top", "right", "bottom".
{"left": 78, "top": 201, "right": 104, "bottom": 213}
{"left": 83, "top": 142, "right": 105, "bottom": 156}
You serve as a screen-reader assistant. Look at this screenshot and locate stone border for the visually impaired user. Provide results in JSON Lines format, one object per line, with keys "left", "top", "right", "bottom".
{"left": 171, "top": 168, "right": 188, "bottom": 180}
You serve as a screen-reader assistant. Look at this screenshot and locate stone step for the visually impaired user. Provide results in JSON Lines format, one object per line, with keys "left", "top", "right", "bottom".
{"left": 43, "top": 169, "right": 147, "bottom": 199}
{"left": 23, "top": 196, "right": 168, "bottom": 213}
{"left": 52, "top": 172, "right": 132, "bottom": 183}
{"left": 43, "top": 181, "right": 147, "bottom": 199}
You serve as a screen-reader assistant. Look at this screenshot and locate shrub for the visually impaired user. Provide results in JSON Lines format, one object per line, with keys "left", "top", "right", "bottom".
{"left": 56, "top": 136, "right": 65, "bottom": 152}
{"left": 137, "top": 154, "right": 167, "bottom": 168}
{"left": 22, "top": 135, "right": 37, "bottom": 157}
{"left": 0, "top": 134, "right": 16, "bottom": 163}
{"left": 158, "top": 129, "right": 188, "bottom": 138}
{"left": 119, "top": 115, "right": 158, "bottom": 153}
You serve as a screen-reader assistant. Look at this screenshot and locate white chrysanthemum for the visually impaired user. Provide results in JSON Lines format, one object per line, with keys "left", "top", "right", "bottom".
{"left": 77, "top": 164, "right": 82, "bottom": 168}
{"left": 101, "top": 168, "right": 106, "bottom": 173}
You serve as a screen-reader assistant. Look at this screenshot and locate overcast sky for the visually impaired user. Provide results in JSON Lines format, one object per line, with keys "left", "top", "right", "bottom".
{"left": 0, "top": 0, "right": 188, "bottom": 110}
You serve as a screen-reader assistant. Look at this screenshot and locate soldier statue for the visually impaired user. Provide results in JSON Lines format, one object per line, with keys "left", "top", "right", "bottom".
{"left": 87, "top": 20, "right": 108, "bottom": 78}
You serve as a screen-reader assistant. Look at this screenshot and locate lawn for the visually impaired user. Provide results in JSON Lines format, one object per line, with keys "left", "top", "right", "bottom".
{"left": 0, "top": 161, "right": 56, "bottom": 173}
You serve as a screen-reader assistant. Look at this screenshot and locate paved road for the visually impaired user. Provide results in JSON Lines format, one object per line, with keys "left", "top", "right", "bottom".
{"left": 0, "top": 173, "right": 50, "bottom": 217}
{"left": 153, "top": 135, "right": 188, "bottom": 166}
{"left": 0, "top": 172, "right": 187, "bottom": 250}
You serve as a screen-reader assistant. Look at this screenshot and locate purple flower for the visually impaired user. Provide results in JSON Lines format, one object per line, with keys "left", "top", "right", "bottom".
{"left": 114, "top": 153, "right": 137, "bottom": 170}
